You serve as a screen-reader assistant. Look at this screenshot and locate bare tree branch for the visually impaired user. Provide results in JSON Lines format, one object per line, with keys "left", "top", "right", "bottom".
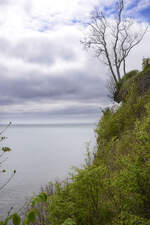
{"left": 81, "top": 0, "right": 148, "bottom": 92}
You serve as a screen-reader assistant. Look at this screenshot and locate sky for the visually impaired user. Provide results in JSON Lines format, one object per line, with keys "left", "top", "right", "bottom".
{"left": 0, "top": 0, "right": 149, "bottom": 124}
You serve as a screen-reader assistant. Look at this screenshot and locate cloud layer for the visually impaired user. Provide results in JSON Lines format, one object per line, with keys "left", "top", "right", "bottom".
{"left": 0, "top": 0, "right": 149, "bottom": 123}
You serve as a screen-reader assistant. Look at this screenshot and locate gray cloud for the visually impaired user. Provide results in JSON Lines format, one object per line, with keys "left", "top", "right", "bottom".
{"left": 0, "top": 0, "right": 10, "bottom": 5}
{"left": 0, "top": 0, "right": 148, "bottom": 124}
{"left": 0, "top": 30, "right": 108, "bottom": 117}
{"left": 0, "top": 36, "right": 77, "bottom": 65}
{"left": 0, "top": 65, "right": 107, "bottom": 106}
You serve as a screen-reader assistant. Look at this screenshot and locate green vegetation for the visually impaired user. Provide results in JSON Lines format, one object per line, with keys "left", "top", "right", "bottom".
{"left": 46, "top": 65, "right": 150, "bottom": 225}
{"left": 142, "top": 58, "right": 150, "bottom": 71}
{"left": 1, "top": 61, "right": 150, "bottom": 224}
{"left": 0, "top": 192, "right": 47, "bottom": 225}
{"left": 45, "top": 87, "right": 150, "bottom": 224}
{"left": 114, "top": 61, "right": 150, "bottom": 103}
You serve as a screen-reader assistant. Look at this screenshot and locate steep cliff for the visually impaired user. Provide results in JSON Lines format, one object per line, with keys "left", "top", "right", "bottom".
{"left": 24, "top": 67, "right": 150, "bottom": 225}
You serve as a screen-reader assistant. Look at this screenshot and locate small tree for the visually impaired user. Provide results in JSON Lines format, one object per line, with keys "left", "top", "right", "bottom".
{"left": 81, "top": 0, "right": 148, "bottom": 91}
{"left": 142, "top": 57, "right": 150, "bottom": 70}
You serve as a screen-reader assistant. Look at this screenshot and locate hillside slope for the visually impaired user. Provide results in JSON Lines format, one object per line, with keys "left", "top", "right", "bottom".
{"left": 28, "top": 67, "right": 150, "bottom": 225}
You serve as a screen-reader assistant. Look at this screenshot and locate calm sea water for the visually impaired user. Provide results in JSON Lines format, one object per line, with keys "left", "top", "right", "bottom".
{"left": 0, "top": 123, "right": 96, "bottom": 217}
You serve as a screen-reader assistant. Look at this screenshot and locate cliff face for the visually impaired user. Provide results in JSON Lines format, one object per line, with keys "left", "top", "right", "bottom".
{"left": 30, "top": 67, "right": 150, "bottom": 225}
{"left": 137, "top": 70, "right": 150, "bottom": 94}
{"left": 114, "top": 67, "right": 150, "bottom": 103}
{"left": 94, "top": 67, "right": 150, "bottom": 224}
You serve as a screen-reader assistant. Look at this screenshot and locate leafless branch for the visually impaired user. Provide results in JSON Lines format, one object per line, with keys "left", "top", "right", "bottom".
{"left": 81, "top": 0, "right": 148, "bottom": 92}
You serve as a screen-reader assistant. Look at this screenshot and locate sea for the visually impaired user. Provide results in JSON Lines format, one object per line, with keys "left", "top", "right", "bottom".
{"left": 0, "top": 123, "right": 96, "bottom": 218}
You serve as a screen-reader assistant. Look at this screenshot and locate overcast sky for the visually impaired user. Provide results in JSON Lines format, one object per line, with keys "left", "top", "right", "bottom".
{"left": 0, "top": 0, "right": 149, "bottom": 124}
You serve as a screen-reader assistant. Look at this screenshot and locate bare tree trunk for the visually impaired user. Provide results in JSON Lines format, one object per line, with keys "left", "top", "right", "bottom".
{"left": 123, "top": 59, "right": 126, "bottom": 76}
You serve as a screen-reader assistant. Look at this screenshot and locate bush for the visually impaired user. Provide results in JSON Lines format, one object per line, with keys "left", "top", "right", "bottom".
{"left": 121, "top": 70, "right": 139, "bottom": 82}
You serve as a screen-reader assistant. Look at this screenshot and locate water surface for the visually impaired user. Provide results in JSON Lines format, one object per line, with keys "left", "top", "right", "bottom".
{"left": 0, "top": 123, "right": 96, "bottom": 217}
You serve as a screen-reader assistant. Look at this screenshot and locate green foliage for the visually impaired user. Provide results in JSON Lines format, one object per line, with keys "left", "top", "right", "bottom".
{"left": 31, "top": 192, "right": 47, "bottom": 207}
{"left": 142, "top": 57, "right": 150, "bottom": 71}
{"left": 23, "top": 209, "right": 40, "bottom": 225}
{"left": 61, "top": 218, "right": 76, "bottom": 225}
{"left": 0, "top": 192, "right": 47, "bottom": 225}
{"left": 48, "top": 165, "right": 113, "bottom": 225}
{"left": 96, "top": 90, "right": 149, "bottom": 145}
{"left": 41, "top": 68, "right": 150, "bottom": 225}
{"left": 121, "top": 70, "right": 139, "bottom": 82}
{"left": 12, "top": 213, "right": 21, "bottom": 225}
{"left": 112, "top": 212, "right": 150, "bottom": 225}
{"left": 112, "top": 70, "right": 139, "bottom": 102}
{"left": 2, "top": 147, "right": 11, "bottom": 152}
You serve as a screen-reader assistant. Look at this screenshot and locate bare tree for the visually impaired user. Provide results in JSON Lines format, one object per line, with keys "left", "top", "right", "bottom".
{"left": 81, "top": 0, "right": 148, "bottom": 88}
